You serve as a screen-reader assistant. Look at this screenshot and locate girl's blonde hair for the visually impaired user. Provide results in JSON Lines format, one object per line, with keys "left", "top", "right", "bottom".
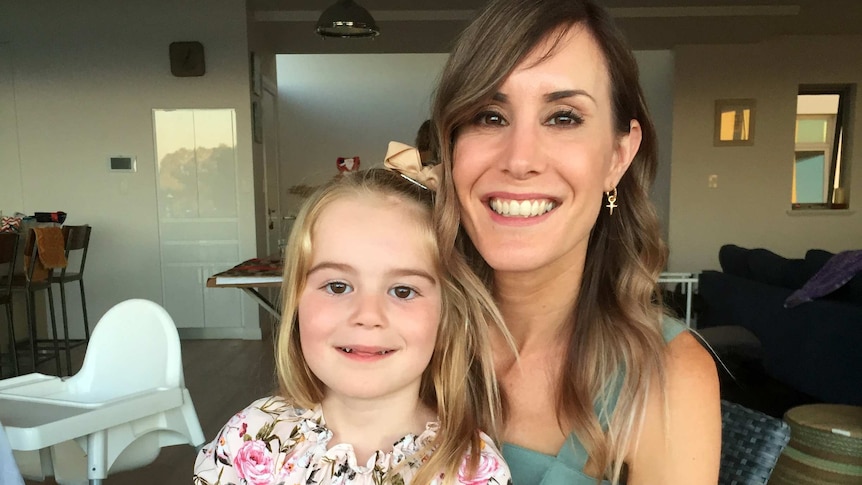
{"left": 275, "top": 168, "right": 508, "bottom": 484}
{"left": 431, "top": 0, "right": 668, "bottom": 482}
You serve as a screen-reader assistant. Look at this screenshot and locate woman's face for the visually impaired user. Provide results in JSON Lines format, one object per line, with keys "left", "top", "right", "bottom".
{"left": 452, "top": 25, "right": 641, "bottom": 275}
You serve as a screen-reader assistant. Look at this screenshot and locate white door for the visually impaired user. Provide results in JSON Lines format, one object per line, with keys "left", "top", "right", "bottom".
{"left": 153, "top": 109, "right": 243, "bottom": 332}
{"left": 262, "top": 87, "right": 281, "bottom": 256}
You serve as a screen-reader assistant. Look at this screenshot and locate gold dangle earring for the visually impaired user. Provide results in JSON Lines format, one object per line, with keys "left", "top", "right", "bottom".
{"left": 605, "top": 187, "right": 618, "bottom": 215}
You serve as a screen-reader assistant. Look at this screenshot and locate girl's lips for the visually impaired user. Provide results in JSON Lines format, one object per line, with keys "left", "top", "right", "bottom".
{"left": 335, "top": 345, "right": 397, "bottom": 361}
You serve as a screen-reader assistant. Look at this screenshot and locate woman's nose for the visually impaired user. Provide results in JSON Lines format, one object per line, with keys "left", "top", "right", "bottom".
{"left": 501, "top": 122, "right": 545, "bottom": 179}
{"left": 350, "top": 291, "right": 387, "bottom": 328}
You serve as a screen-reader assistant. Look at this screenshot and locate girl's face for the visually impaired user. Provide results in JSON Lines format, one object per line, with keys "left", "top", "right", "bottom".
{"left": 452, "top": 26, "right": 641, "bottom": 275}
{"left": 298, "top": 194, "right": 442, "bottom": 405}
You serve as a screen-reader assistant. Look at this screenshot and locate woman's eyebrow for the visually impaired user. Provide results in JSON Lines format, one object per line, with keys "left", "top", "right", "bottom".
{"left": 490, "top": 90, "right": 596, "bottom": 104}
{"left": 544, "top": 89, "right": 595, "bottom": 103}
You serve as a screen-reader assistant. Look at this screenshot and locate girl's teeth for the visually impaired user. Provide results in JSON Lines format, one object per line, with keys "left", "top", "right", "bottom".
{"left": 340, "top": 347, "right": 391, "bottom": 355}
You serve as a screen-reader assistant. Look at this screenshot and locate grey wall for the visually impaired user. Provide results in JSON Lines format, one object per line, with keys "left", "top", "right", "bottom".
{"left": 669, "top": 35, "right": 862, "bottom": 271}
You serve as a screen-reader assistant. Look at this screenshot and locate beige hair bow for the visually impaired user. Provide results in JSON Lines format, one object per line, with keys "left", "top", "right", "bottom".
{"left": 384, "top": 141, "right": 442, "bottom": 191}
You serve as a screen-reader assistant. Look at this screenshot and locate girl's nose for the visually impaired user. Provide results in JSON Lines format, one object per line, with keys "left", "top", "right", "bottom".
{"left": 350, "top": 291, "right": 387, "bottom": 328}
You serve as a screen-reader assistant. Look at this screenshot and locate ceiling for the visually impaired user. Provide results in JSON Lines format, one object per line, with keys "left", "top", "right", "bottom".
{"left": 246, "top": 0, "right": 862, "bottom": 53}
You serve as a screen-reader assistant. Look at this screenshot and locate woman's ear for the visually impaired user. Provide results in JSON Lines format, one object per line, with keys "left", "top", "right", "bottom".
{"left": 606, "top": 119, "right": 642, "bottom": 188}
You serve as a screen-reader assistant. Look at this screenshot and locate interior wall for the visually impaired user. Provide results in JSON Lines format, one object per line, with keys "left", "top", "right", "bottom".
{"left": 0, "top": 0, "right": 260, "bottom": 339}
{"left": 275, "top": 52, "right": 675, "bottom": 233}
{"left": 276, "top": 54, "right": 449, "bottom": 216}
{"left": 634, "top": 50, "right": 675, "bottom": 243}
{"left": 669, "top": 35, "right": 862, "bottom": 272}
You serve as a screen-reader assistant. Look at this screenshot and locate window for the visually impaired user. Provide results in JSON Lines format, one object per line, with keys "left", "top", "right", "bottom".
{"left": 792, "top": 85, "right": 853, "bottom": 209}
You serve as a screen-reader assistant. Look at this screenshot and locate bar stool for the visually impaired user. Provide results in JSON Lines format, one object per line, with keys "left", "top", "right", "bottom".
{"left": 11, "top": 229, "right": 63, "bottom": 376}
{"left": 53, "top": 225, "right": 92, "bottom": 373}
{"left": 0, "top": 233, "right": 20, "bottom": 377}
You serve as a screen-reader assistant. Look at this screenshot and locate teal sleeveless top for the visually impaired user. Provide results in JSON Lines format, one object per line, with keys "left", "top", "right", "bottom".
{"left": 501, "top": 317, "right": 687, "bottom": 485}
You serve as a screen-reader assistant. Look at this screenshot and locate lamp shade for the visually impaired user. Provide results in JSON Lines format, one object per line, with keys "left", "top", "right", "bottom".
{"left": 316, "top": 0, "right": 379, "bottom": 38}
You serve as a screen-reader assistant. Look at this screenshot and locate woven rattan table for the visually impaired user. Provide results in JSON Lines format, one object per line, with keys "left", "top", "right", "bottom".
{"left": 769, "top": 403, "right": 862, "bottom": 484}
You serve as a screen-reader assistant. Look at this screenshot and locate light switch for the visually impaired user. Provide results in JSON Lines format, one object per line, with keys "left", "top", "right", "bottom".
{"left": 708, "top": 174, "right": 718, "bottom": 188}
{"left": 109, "top": 156, "right": 136, "bottom": 172}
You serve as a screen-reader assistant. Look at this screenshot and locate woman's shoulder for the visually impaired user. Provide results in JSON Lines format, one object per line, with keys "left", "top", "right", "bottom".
{"left": 628, "top": 328, "right": 721, "bottom": 483}
{"left": 660, "top": 315, "right": 687, "bottom": 343}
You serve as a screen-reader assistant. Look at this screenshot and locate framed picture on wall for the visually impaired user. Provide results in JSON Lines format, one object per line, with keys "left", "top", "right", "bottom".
{"left": 252, "top": 100, "right": 263, "bottom": 143}
{"left": 250, "top": 52, "right": 262, "bottom": 96}
{"left": 714, "top": 99, "right": 756, "bottom": 146}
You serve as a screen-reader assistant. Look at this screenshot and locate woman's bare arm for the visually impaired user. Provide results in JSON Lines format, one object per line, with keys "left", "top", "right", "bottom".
{"left": 628, "top": 332, "right": 721, "bottom": 484}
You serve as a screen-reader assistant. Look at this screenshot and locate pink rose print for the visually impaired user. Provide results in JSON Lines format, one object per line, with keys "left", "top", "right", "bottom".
{"left": 457, "top": 451, "right": 501, "bottom": 485}
{"left": 233, "top": 440, "right": 274, "bottom": 485}
{"left": 239, "top": 422, "right": 248, "bottom": 437}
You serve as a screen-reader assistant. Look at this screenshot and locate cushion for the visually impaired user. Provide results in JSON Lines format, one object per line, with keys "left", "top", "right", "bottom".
{"left": 778, "top": 258, "right": 810, "bottom": 289}
{"left": 746, "top": 248, "right": 791, "bottom": 288}
{"left": 803, "top": 249, "right": 862, "bottom": 304}
{"left": 805, "top": 249, "right": 834, "bottom": 273}
{"left": 785, "top": 250, "right": 862, "bottom": 308}
{"left": 719, "top": 244, "right": 750, "bottom": 277}
{"left": 0, "top": 216, "right": 21, "bottom": 233}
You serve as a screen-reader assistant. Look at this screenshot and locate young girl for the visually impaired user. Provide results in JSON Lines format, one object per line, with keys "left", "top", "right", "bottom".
{"left": 193, "top": 143, "right": 512, "bottom": 485}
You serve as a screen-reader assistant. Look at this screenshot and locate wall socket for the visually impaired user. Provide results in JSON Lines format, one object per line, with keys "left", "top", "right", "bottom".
{"left": 708, "top": 174, "right": 718, "bottom": 188}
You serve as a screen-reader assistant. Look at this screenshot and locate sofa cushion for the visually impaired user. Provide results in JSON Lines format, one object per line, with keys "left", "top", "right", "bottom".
{"left": 747, "top": 248, "right": 804, "bottom": 289}
{"left": 805, "top": 249, "right": 834, "bottom": 273}
{"left": 719, "top": 244, "right": 751, "bottom": 278}
{"left": 804, "top": 249, "right": 862, "bottom": 305}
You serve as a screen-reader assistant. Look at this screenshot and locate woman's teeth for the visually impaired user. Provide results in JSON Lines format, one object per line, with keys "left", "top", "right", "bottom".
{"left": 489, "top": 198, "right": 555, "bottom": 217}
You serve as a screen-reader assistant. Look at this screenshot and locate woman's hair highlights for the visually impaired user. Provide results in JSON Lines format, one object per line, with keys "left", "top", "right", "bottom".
{"left": 431, "top": 0, "right": 668, "bottom": 482}
{"left": 275, "top": 168, "right": 509, "bottom": 484}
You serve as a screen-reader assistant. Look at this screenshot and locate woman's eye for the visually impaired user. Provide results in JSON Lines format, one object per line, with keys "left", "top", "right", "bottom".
{"left": 389, "top": 286, "right": 418, "bottom": 300}
{"left": 546, "top": 110, "right": 583, "bottom": 126}
{"left": 324, "top": 282, "right": 352, "bottom": 295}
{"left": 473, "top": 110, "right": 508, "bottom": 126}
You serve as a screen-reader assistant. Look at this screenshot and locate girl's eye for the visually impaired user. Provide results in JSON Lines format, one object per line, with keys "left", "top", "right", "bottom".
{"left": 472, "top": 110, "right": 508, "bottom": 126}
{"left": 324, "top": 282, "right": 352, "bottom": 295}
{"left": 389, "top": 285, "right": 418, "bottom": 300}
{"left": 546, "top": 110, "right": 583, "bottom": 126}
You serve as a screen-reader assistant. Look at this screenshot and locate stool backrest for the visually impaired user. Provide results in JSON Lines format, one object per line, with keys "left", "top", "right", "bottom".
{"left": 60, "top": 225, "right": 91, "bottom": 277}
{"left": 0, "top": 233, "right": 18, "bottom": 296}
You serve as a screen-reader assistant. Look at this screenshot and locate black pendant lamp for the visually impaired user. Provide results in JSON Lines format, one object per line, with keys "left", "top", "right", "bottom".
{"left": 316, "top": 0, "right": 380, "bottom": 38}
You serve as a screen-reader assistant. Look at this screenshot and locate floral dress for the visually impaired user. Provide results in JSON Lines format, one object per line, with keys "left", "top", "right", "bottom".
{"left": 193, "top": 396, "right": 511, "bottom": 485}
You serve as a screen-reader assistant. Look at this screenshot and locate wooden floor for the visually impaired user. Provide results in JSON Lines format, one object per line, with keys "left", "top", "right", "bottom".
{"left": 20, "top": 334, "right": 278, "bottom": 484}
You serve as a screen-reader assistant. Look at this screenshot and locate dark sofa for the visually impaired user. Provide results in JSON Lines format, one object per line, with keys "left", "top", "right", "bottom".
{"left": 698, "top": 245, "right": 862, "bottom": 405}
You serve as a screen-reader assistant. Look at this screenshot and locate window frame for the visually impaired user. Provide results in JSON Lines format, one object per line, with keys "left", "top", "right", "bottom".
{"left": 792, "top": 84, "right": 853, "bottom": 210}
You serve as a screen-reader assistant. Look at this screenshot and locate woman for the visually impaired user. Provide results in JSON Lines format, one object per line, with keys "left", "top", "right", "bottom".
{"left": 430, "top": 0, "right": 721, "bottom": 483}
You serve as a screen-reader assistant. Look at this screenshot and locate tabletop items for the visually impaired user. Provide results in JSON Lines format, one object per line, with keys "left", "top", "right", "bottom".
{"left": 0, "top": 212, "right": 67, "bottom": 234}
{"left": 211, "top": 256, "right": 282, "bottom": 285}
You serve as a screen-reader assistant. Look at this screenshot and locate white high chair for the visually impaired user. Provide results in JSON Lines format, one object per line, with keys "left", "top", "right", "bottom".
{"left": 0, "top": 299, "right": 205, "bottom": 485}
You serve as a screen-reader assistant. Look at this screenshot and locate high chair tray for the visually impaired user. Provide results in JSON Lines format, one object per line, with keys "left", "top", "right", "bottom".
{"left": 0, "top": 375, "right": 184, "bottom": 452}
